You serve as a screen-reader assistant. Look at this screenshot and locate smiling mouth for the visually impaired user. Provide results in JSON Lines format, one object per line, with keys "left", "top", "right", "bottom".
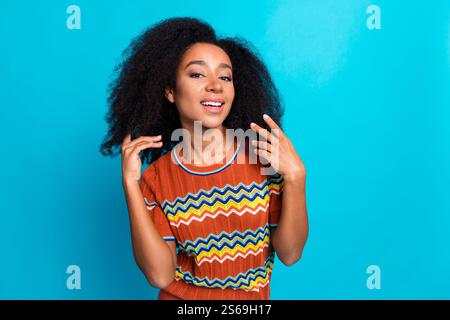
{"left": 200, "top": 101, "right": 225, "bottom": 107}
{"left": 200, "top": 101, "right": 225, "bottom": 113}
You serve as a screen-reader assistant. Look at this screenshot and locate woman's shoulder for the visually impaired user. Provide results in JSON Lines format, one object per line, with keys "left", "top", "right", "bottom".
{"left": 141, "top": 149, "right": 174, "bottom": 180}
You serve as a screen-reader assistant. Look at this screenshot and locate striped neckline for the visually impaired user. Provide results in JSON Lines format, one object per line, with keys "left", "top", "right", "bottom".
{"left": 172, "top": 140, "right": 242, "bottom": 176}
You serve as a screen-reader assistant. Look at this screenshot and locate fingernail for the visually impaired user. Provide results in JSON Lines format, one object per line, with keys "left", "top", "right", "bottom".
{"left": 263, "top": 114, "right": 269, "bottom": 119}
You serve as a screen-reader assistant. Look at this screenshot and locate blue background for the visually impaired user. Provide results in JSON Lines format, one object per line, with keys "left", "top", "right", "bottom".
{"left": 1, "top": 0, "right": 449, "bottom": 299}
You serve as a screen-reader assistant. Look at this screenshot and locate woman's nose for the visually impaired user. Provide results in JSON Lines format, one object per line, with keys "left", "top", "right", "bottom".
{"left": 206, "top": 78, "right": 223, "bottom": 92}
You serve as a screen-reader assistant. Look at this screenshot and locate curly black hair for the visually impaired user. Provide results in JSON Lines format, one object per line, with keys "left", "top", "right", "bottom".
{"left": 99, "top": 17, "right": 284, "bottom": 165}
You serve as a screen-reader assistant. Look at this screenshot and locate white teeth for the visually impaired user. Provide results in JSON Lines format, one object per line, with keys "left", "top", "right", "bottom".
{"left": 201, "top": 101, "right": 223, "bottom": 107}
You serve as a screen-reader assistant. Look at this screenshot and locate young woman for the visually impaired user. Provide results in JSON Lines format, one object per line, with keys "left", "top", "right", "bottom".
{"left": 100, "top": 17, "right": 308, "bottom": 300}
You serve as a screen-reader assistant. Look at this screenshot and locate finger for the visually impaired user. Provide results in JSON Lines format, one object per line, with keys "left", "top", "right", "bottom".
{"left": 253, "top": 148, "right": 271, "bottom": 162}
{"left": 122, "top": 131, "right": 132, "bottom": 145}
{"left": 125, "top": 135, "right": 162, "bottom": 149}
{"left": 262, "top": 114, "right": 283, "bottom": 139}
{"left": 251, "top": 139, "right": 271, "bottom": 152}
{"left": 130, "top": 141, "right": 163, "bottom": 155}
{"left": 250, "top": 122, "right": 273, "bottom": 142}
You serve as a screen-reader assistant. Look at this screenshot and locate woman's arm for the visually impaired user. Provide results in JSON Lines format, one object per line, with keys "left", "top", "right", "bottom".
{"left": 123, "top": 179, "right": 177, "bottom": 289}
{"left": 250, "top": 114, "right": 309, "bottom": 266}
{"left": 270, "top": 173, "right": 308, "bottom": 266}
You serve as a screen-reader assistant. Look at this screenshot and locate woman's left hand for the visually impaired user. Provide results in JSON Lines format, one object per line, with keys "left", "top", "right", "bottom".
{"left": 250, "top": 114, "right": 306, "bottom": 182}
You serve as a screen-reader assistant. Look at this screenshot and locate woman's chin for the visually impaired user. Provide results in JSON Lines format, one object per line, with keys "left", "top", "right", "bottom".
{"left": 189, "top": 115, "right": 227, "bottom": 130}
{"left": 200, "top": 119, "right": 226, "bottom": 129}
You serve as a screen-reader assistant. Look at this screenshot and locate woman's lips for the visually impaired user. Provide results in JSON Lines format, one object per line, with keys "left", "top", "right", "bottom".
{"left": 200, "top": 103, "right": 224, "bottom": 114}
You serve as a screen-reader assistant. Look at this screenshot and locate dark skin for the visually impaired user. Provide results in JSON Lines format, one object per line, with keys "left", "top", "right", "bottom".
{"left": 121, "top": 43, "right": 308, "bottom": 293}
{"left": 121, "top": 43, "right": 235, "bottom": 285}
{"left": 164, "top": 42, "right": 235, "bottom": 163}
{"left": 250, "top": 115, "right": 308, "bottom": 265}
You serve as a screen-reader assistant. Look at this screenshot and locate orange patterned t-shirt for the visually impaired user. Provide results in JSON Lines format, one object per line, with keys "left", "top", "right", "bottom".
{"left": 139, "top": 139, "right": 284, "bottom": 300}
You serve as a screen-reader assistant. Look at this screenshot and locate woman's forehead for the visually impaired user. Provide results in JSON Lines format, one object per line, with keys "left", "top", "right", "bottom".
{"left": 180, "top": 43, "right": 232, "bottom": 68}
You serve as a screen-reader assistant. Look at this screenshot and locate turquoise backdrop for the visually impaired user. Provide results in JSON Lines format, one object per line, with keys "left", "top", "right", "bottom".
{"left": 1, "top": 0, "right": 449, "bottom": 299}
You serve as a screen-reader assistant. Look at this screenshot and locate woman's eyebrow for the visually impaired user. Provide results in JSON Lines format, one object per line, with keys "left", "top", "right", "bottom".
{"left": 184, "top": 60, "right": 232, "bottom": 71}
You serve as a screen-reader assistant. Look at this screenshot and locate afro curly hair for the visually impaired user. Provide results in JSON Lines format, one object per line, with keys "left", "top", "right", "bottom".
{"left": 100, "top": 17, "right": 284, "bottom": 165}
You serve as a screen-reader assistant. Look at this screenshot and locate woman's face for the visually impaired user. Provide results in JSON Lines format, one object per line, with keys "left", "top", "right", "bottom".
{"left": 165, "top": 42, "right": 235, "bottom": 130}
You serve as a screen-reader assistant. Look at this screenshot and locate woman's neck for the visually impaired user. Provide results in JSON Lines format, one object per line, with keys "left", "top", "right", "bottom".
{"left": 178, "top": 122, "right": 232, "bottom": 165}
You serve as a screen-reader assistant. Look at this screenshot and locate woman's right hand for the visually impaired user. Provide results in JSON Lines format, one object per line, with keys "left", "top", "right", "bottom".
{"left": 121, "top": 131, "right": 163, "bottom": 185}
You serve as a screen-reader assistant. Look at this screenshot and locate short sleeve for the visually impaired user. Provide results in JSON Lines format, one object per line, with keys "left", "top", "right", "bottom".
{"left": 268, "top": 173, "right": 284, "bottom": 229}
{"left": 139, "top": 166, "right": 176, "bottom": 242}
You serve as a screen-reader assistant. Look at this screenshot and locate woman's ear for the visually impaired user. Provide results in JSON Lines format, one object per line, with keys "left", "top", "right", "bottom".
{"left": 165, "top": 87, "right": 175, "bottom": 103}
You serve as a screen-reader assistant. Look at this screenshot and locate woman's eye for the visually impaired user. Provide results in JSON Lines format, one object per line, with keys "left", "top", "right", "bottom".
{"left": 189, "top": 73, "right": 232, "bottom": 81}
{"left": 190, "top": 73, "right": 203, "bottom": 78}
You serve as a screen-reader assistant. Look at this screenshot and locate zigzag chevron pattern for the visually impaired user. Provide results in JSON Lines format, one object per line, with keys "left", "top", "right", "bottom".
{"left": 267, "top": 173, "right": 284, "bottom": 193}
{"left": 161, "top": 177, "right": 283, "bottom": 227}
{"left": 177, "top": 225, "right": 271, "bottom": 265}
{"left": 142, "top": 173, "right": 283, "bottom": 292}
{"left": 175, "top": 253, "right": 275, "bottom": 291}
{"left": 143, "top": 198, "right": 158, "bottom": 210}
{"left": 170, "top": 203, "right": 270, "bottom": 228}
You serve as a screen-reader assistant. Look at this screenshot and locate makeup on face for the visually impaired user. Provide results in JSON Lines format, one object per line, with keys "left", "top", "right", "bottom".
{"left": 172, "top": 43, "right": 235, "bottom": 129}
{"left": 184, "top": 59, "right": 233, "bottom": 115}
